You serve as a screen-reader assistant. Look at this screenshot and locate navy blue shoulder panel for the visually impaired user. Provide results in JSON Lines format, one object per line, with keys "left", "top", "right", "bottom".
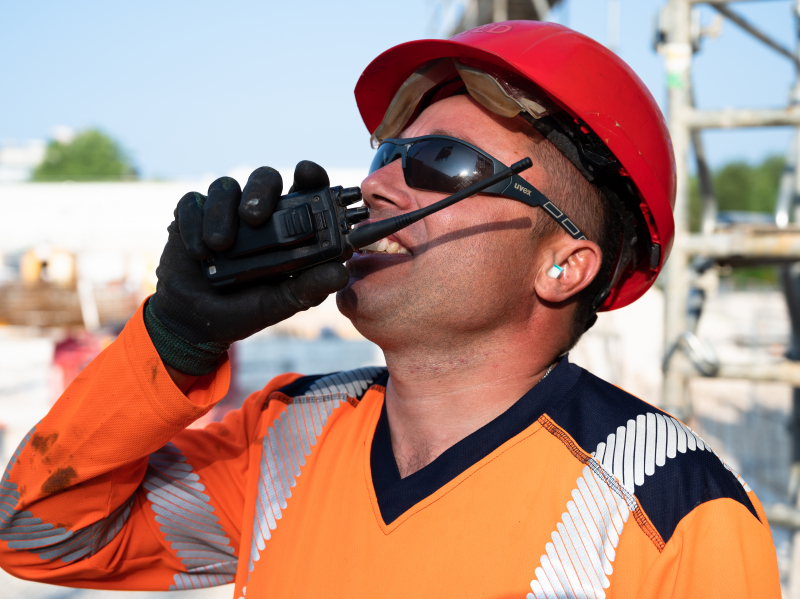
{"left": 274, "top": 374, "right": 327, "bottom": 398}
{"left": 545, "top": 365, "right": 759, "bottom": 544}
{"left": 270, "top": 367, "right": 388, "bottom": 404}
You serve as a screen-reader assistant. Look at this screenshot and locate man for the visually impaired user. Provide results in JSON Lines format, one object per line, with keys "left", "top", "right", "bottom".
{"left": 0, "top": 21, "right": 781, "bottom": 598}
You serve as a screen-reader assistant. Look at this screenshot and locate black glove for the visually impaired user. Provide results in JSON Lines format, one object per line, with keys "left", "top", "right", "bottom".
{"left": 145, "top": 161, "right": 350, "bottom": 376}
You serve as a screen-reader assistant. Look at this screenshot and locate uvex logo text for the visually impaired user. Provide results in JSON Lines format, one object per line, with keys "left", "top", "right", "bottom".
{"left": 514, "top": 182, "right": 531, "bottom": 196}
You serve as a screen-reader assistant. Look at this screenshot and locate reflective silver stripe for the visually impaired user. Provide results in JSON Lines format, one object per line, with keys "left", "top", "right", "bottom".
{"left": 612, "top": 426, "right": 625, "bottom": 487}
{"left": 148, "top": 489, "right": 218, "bottom": 523}
{"left": 262, "top": 436, "right": 287, "bottom": 512}
{"left": 279, "top": 411, "right": 303, "bottom": 474}
{"left": 300, "top": 400, "right": 317, "bottom": 446}
{"left": 244, "top": 367, "right": 387, "bottom": 580}
{"left": 602, "top": 433, "right": 614, "bottom": 473}
{"left": 306, "top": 396, "right": 323, "bottom": 436}
{"left": 594, "top": 442, "right": 605, "bottom": 463}
{"left": 253, "top": 501, "right": 269, "bottom": 549}
{"left": 674, "top": 417, "right": 687, "bottom": 453}
{"left": 545, "top": 541, "right": 575, "bottom": 598}
{"left": 694, "top": 431, "right": 706, "bottom": 451}
{"left": 572, "top": 487, "right": 613, "bottom": 567}
{"left": 268, "top": 429, "right": 291, "bottom": 500}
{"left": 587, "top": 467, "right": 624, "bottom": 536}
{"left": 577, "top": 476, "right": 616, "bottom": 562}
{"left": 530, "top": 464, "right": 625, "bottom": 598}
{"left": 594, "top": 467, "right": 630, "bottom": 522}
{"left": 654, "top": 413, "right": 667, "bottom": 467}
{"left": 622, "top": 419, "right": 636, "bottom": 492}
{"left": 680, "top": 420, "right": 697, "bottom": 451}
{"left": 665, "top": 415, "right": 677, "bottom": 458}
{"left": 144, "top": 479, "right": 214, "bottom": 515}
{"left": 273, "top": 420, "right": 296, "bottom": 489}
{"left": 256, "top": 456, "right": 280, "bottom": 526}
{"left": 562, "top": 510, "right": 608, "bottom": 591}
{"left": 556, "top": 529, "right": 590, "bottom": 597}
{"left": 536, "top": 566, "right": 559, "bottom": 599}
{"left": 567, "top": 499, "right": 609, "bottom": 578}
{"left": 644, "top": 413, "right": 656, "bottom": 477}
{"left": 0, "top": 425, "right": 136, "bottom": 563}
{"left": 634, "top": 415, "right": 646, "bottom": 487}
{"left": 540, "top": 554, "right": 568, "bottom": 598}
{"left": 143, "top": 442, "right": 236, "bottom": 591}
{"left": 322, "top": 395, "right": 335, "bottom": 418}
{"left": 559, "top": 520, "right": 603, "bottom": 599}
{"left": 591, "top": 411, "right": 751, "bottom": 496}
{"left": 288, "top": 404, "right": 311, "bottom": 458}
{"left": 581, "top": 469, "right": 619, "bottom": 544}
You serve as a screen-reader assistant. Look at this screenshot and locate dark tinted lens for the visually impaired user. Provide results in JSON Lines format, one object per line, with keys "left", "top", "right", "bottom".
{"left": 405, "top": 139, "right": 493, "bottom": 193}
{"left": 369, "top": 142, "right": 402, "bottom": 175}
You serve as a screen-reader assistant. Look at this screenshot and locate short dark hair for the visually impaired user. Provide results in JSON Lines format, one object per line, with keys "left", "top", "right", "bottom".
{"left": 526, "top": 130, "right": 622, "bottom": 350}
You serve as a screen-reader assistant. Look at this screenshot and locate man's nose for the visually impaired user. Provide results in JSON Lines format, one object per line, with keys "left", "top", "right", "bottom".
{"left": 360, "top": 159, "right": 416, "bottom": 213}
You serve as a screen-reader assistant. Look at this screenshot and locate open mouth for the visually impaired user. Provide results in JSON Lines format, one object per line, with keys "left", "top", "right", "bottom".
{"left": 358, "top": 237, "right": 412, "bottom": 256}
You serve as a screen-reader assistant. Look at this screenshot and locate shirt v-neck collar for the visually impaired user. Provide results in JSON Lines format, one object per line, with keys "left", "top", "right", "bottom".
{"left": 369, "top": 354, "right": 582, "bottom": 525}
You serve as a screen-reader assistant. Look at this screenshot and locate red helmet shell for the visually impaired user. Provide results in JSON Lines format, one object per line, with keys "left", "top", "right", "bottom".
{"left": 355, "top": 21, "right": 676, "bottom": 311}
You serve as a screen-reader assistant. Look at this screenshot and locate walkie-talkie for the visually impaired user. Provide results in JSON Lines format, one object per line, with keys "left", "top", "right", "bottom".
{"left": 203, "top": 158, "right": 533, "bottom": 288}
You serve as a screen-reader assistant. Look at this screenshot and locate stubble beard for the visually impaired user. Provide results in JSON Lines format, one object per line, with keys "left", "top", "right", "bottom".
{"left": 336, "top": 245, "right": 521, "bottom": 356}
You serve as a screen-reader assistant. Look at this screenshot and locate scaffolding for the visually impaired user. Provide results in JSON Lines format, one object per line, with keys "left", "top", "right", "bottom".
{"left": 658, "top": 0, "right": 800, "bottom": 592}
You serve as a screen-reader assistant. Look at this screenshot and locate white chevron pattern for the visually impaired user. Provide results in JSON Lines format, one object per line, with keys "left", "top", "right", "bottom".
{"left": 593, "top": 413, "right": 750, "bottom": 494}
{"left": 528, "top": 413, "right": 750, "bottom": 598}
{"left": 239, "top": 367, "right": 385, "bottom": 599}
{"left": 0, "top": 425, "right": 134, "bottom": 563}
{"left": 144, "top": 442, "right": 238, "bottom": 590}
{"left": 528, "top": 461, "right": 630, "bottom": 599}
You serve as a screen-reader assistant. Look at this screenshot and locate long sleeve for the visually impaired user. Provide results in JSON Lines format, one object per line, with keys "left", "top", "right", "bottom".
{"left": 635, "top": 495, "right": 781, "bottom": 598}
{"left": 0, "top": 302, "right": 272, "bottom": 591}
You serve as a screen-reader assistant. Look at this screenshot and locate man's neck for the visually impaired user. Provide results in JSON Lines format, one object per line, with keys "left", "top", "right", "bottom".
{"left": 382, "top": 330, "right": 556, "bottom": 478}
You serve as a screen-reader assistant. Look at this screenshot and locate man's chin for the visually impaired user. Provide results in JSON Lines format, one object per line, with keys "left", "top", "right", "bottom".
{"left": 335, "top": 280, "right": 407, "bottom": 344}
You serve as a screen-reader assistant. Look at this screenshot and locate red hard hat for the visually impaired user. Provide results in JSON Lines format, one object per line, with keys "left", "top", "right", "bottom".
{"left": 354, "top": 21, "right": 676, "bottom": 311}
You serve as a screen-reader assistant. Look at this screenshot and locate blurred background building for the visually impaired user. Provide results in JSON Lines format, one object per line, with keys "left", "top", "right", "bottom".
{"left": 3, "top": 0, "right": 800, "bottom": 596}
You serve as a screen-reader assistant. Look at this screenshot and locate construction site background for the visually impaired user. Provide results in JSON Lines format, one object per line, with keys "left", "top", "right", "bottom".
{"left": 4, "top": 0, "right": 800, "bottom": 597}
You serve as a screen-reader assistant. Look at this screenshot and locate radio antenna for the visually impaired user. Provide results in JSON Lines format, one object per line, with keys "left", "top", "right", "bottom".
{"left": 346, "top": 157, "right": 533, "bottom": 250}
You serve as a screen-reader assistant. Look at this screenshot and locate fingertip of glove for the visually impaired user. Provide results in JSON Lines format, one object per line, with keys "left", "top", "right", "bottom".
{"left": 312, "top": 262, "right": 351, "bottom": 290}
{"left": 293, "top": 160, "right": 330, "bottom": 191}
{"left": 208, "top": 176, "right": 242, "bottom": 195}
{"left": 288, "top": 263, "right": 350, "bottom": 307}
{"left": 240, "top": 167, "right": 283, "bottom": 226}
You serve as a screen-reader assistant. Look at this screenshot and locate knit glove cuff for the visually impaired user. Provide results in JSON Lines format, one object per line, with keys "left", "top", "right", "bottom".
{"left": 144, "top": 302, "right": 230, "bottom": 376}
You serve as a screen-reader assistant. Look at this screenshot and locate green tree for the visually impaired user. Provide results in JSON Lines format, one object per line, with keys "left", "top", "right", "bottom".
{"left": 32, "top": 129, "right": 137, "bottom": 182}
{"left": 688, "top": 154, "right": 785, "bottom": 287}
{"left": 689, "top": 155, "right": 784, "bottom": 232}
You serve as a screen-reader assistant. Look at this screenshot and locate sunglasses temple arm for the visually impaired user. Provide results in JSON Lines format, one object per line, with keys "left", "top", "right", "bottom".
{"left": 495, "top": 175, "right": 589, "bottom": 242}
{"left": 346, "top": 158, "right": 533, "bottom": 250}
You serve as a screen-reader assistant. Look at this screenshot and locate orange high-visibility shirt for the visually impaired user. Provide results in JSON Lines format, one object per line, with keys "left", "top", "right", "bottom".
{"left": 0, "top": 303, "right": 781, "bottom": 597}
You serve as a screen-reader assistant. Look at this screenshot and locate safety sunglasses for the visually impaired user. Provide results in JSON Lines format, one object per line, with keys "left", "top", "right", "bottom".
{"left": 368, "top": 135, "right": 588, "bottom": 241}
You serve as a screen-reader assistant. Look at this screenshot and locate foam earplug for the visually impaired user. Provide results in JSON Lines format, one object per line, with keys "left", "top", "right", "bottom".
{"left": 547, "top": 264, "right": 564, "bottom": 279}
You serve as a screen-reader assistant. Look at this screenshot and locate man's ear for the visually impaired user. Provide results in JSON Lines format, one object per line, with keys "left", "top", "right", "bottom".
{"left": 535, "top": 239, "right": 602, "bottom": 304}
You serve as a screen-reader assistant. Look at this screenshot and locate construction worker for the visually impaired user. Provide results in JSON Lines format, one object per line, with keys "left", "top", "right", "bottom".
{"left": 0, "top": 21, "right": 781, "bottom": 598}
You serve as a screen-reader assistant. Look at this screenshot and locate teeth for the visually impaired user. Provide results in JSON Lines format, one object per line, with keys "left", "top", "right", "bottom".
{"left": 359, "top": 237, "right": 411, "bottom": 256}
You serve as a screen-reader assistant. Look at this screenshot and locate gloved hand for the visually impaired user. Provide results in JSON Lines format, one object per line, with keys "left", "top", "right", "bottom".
{"left": 145, "top": 161, "right": 350, "bottom": 376}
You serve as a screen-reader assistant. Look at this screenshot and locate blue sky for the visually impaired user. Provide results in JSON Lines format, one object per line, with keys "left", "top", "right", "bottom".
{"left": 1, "top": 0, "right": 798, "bottom": 180}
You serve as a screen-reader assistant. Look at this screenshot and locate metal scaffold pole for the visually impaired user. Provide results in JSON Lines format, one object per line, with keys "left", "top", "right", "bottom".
{"left": 658, "top": 0, "right": 800, "bottom": 589}
{"left": 662, "top": 0, "right": 693, "bottom": 420}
